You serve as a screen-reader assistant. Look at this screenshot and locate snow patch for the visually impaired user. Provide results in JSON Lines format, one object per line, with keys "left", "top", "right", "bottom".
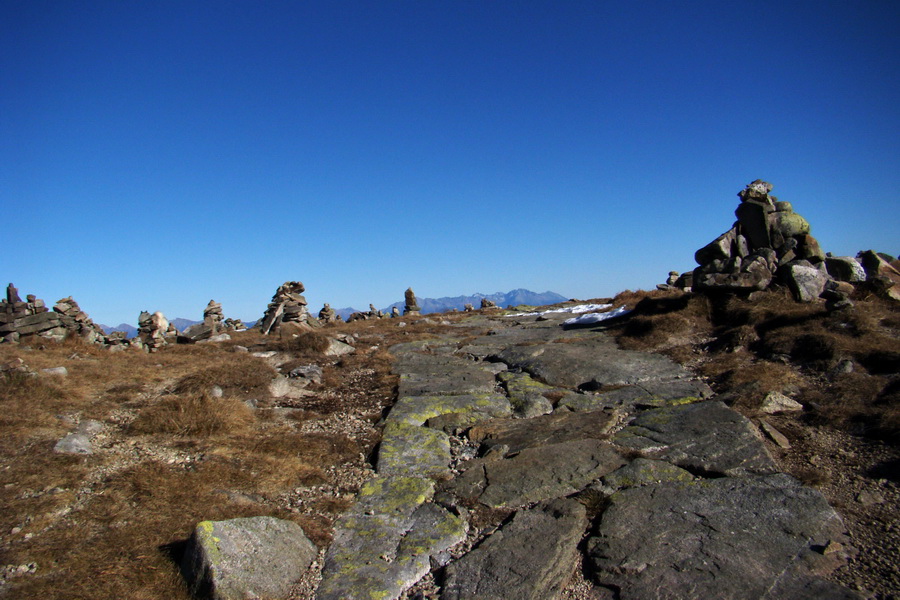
{"left": 562, "top": 306, "right": 631, "bottom": 326}
{"left": 505, "top": 303, "right": 613, "bottom": 317}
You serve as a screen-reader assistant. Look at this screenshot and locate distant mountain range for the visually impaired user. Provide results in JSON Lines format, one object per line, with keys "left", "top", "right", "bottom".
{"left": 385, "top": 288, "right": 568, "bottom": 315}
{"left": 99, "top": 289, "right": 567, "bottom": 337}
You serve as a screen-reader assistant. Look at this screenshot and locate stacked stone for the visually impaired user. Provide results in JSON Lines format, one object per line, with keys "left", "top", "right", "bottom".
{"left": 53, "top": 297, "right": 108, "bottom": 344}
{"left": 480, "top": 298, "right": 498, "bottom": 309}
{"left": 137, "top": 311, "right": 170, "bottom": 352}
{"left": 203, "top": 300, "right": 224, "bottom": 330}
{"left": 318, "top": 303, "right": 338, "bottom": 324}
{"left": 403, "top": 287, "right": 421, "bottom": 316}
{"left": 1, "top": 284, "right": 66, "bottom": 343}
{"left": 692, "top": 181, "right": 835, "bottom": 302}
{"left": 464, "top": 303, "right": 475, "bottom": 312}
{"left": 368, "top": 304, "right": 384, "bottom": 319}
{"left": 258, "top": 281, "right": 310, "bottom": 335}
{"left": 223, "top": 318, "right": 246, "bottom": 331}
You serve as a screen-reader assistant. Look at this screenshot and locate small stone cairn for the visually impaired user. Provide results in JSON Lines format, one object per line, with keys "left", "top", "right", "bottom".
{"left": 403, "top": 287, "right": 421, "bottom": 316}
{"left": 464, "top": 303, "right": 475, "bottom": 312}
{"left": 182, "top": 300, "right": 230, "bottom": 342}
{"left": 480, "top": 298, "right": 498, "bottom": 309}
{"left": 137, "top": 311, "right": 171, "bottom": 352}
{"left": 258, "top": 281, "right": 311, "bottom": 335}
{"left": 318, "top": 303, "right": 339, "bottom": 324}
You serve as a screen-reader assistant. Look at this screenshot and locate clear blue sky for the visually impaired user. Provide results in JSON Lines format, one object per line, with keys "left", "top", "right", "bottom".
{"left": 3, "top": 1, "right": 898, "bottom": 326}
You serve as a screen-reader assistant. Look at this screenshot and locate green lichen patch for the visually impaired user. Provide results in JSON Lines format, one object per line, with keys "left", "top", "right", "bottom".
{"left": 386, "top": 393, "right": 511, "bottom": 426}
{"left": 377, "top": 421, "right": 451, "bottom": 479}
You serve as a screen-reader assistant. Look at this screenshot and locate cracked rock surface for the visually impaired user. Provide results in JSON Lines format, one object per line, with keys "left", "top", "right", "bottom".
{"left": 315, "top": 311, "right": 859, "bottom": 600}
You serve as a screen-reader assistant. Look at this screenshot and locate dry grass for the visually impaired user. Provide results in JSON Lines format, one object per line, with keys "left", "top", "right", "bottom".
{"left": 172, "top": 355, "right": 276, "bottom": 396}
{"left": 0, "top": 316, "right": 412, "bottom": 600}
{"left": 604, "top": 287, "right": 900, "bottom": 441}
{"left": 130, "top": 393, "right": 256, "bottom": 436}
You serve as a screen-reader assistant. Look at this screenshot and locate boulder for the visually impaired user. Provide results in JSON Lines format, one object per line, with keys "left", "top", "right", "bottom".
{"left": 825, "top": 256, "right": 866, "bottom": 283}
{"left": 783, "top": 263, "right": 828, "bottom": 302}
{"left": 180, "top": 516, "right": 316, "bottom": 600}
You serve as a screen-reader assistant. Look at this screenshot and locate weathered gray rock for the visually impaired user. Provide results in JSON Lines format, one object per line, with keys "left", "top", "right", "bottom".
{"left": 324, "top": 337, "right": 356, "bottom": 356}
{"left": 761, "top": 391, "right": 804, "bottom": 414}
{"left": 601, "top": 458, "right": 695, "bottom": 490}
{"left": 468, "top": 409, "right": 617, "bottom": 454}
{"left": 394, "top": 353, "right": 498, "bottom": 396}
{"left": 442, "top": 499, "right": 587, "bottom": 600}
{"left": 386, "top": 393, "right": 511, "bottom": 427}
{"left": 41, "top": 367, "right": 68, "bottom": 376}
{"left": 377, "top": 421, "right": 451, "bottom": 479}
{"left": 614, "top": 401, "right": 777, "bottom": 476}
{"left": 318, "top": 476, "right": 466, "bottom": 600}
{"left": 445, "top": 438, "right": 625, "bottom": 508}
{"left": 498, "top": 371, "right": 555, "bottom": 417}
{"left": 587, "top": 474, "right": 858, "bottom": 600}
{"left": 53, "top": 433, "right": 93, "bottom": 454}
{"left": 784, "top": 263, "right": 828, "bottom": 302}
{"left": 180, "top": 516, "right": 316, "bottom": 600}
{"left": 496, "top": 339, "right": 689, "bottom": 389}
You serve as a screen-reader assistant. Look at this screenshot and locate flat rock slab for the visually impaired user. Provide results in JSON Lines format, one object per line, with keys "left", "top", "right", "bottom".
{"left": 181, "top": 516, "right": 316, "bottom": 600}
{"left": 446, "top": 438, "right": 626, "bottom": 508}
{"left": 587, "top": 474, "right": 859, "bottom": 600}
{"left": 602, "top": 458, "right": 696, "bottom": 490}
{"left": 442, "top": 499, "right": 587, "bottom": 600}
{"left": 318, "top": 476, "right": 466, "bottom": 600}
{"left": 469, "top": 409, "right": 618, "bottom": 454}
{"left": 556, "top": 378, "right": 712, "bottom": 414}
{"left": 377, "top": 421, "right": 451, "bottom": 479}
{"left": 498, "top": 371, "right": 556, "bottom": 417}
{"left": 394, "top": 353, "right": 499, "bottom": 396}
{"left": 614, "top": 400, "right": 778, "bottom": 476}
{"left": 496, "top": 340, "right": 690, "bottom": 389}
{"left": 386, "top": 393, "right": 511, "bottom": 426}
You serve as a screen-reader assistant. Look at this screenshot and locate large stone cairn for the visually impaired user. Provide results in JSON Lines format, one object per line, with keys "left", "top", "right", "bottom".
{"left": 1, "top": 283, "right": 109, "bottom": 344}
{"left": 693, "top": 181, "right": 835, "bottom": 301}
{"left": 258, "top": 281, "right": 310, "bottom": 335}
{"left": 137, "top": 311, "right": 171, "bottom": 352}
{"left": 403, "top": 287, "right": 421, "bottom": 316}
{"left": 53, "top": 296, "right": 108, "bottom": 344}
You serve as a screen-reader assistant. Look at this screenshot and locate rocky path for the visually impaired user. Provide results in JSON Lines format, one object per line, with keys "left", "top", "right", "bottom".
{"left": 317, "top": 311, "right": 861, "bottom": 599}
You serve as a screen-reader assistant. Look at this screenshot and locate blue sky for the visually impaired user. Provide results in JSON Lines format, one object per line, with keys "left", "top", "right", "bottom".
{"left": 2, "top": 1, "right": 898, "bottom": 326}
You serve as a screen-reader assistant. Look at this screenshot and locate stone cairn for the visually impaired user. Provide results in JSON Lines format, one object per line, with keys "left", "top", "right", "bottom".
{"left": 137, "top": 311, "right": 171, "bottom": 352}
{"left": 464, "top": 303, "right": 475, "bottom": 312}
{"left": 182, "top": 300, "right": 228, "bottom": 342}
{"left": 480, "top": 298, "right": 498, "bottom": 309}
{"left": 318, "top": 303, "right": 340, "bottom": 324}
{"left": 691, "top": 180, "right": 833, "bottom": 303}
{"left": 391, "top": 306, "right": 401, "bottom": 318}
{"left": 53, "top": 297, "right": 108, "bottom": 344}
{"left": 680, "top": 180, "right": 900, "bottom": 305}
{"left": 258, "top": 281, "right": 311, "bottom": 335}
{"left": 403, "top": 287, "right": 421, "bottom": 316}
{"left": 1, "top": 283, "right": 111, "bottom": 345}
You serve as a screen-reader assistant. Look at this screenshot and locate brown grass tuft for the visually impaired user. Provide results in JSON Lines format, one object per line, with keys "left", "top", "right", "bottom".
{"left": 172, "top": 355, "right": 276, "bottom": 396}
{"left": 130, "top": 393, "right": 256, "bottom": 436}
